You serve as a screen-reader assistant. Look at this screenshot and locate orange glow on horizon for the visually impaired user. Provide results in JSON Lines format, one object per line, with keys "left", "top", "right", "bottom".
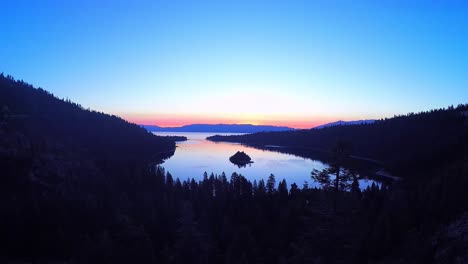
{"left": 120, "top": 113, "right": 334, "bottom": 129}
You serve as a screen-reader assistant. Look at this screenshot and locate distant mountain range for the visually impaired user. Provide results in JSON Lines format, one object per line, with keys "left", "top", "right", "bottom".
{"left": 141, "top": 124, "right": 294, "bottom": 133}
{"left": 313, "top": 119, "right": 376, "bottom": 129}
{"left": 141, "top": 120, "right": 377, "bottom": 133}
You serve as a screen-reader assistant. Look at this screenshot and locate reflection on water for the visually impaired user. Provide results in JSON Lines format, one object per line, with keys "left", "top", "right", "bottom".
{"left": 154, "top": 132, "right": 378, "bottom": 189}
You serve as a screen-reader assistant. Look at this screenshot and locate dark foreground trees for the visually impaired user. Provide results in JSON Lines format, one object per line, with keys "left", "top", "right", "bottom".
{"left": 1, "top": 160, "right": 468, "bottom": 263}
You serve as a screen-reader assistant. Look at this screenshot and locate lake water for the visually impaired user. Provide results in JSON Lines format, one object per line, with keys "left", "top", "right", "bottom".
{"left": 154, "top": 132, "right": 378, "bottom": 189}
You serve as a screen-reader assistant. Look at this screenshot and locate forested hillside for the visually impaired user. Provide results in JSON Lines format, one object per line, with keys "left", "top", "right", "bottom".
{"left": 209, "top": 105, "right": 468, "bottom": 177}
{"left": 0, "top": 74, "right": 176, "bottom": 163}
{"left": 0, "top": 74, "right": 176, "bottom": 261}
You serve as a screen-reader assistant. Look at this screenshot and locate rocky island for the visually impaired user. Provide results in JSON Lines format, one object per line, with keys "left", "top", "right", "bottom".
{"left": 229, "top": 151, "right": 253, "bottom": 167}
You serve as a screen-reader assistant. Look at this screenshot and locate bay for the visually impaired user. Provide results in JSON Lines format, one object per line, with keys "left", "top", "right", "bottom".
{"left": 154, "top": 132, "right": 378, "bottom": 189}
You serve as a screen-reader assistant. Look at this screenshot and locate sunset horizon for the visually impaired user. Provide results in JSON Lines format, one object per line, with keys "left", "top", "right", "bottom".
{"left": 124, "top": 114, "right": 344, "bottom": 129}
{"left": 127, "top": 115, "right": 371, "bottom": 129}
{"left": 2, "top": 1, "right": 466, "bottom": 128}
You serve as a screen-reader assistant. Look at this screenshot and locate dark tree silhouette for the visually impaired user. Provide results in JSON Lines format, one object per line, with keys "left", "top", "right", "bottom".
{"left": 267, "top": 173, "right": 276, "bottom": 194}
{"left": 311, "top": 141, "right": 356, "bottom": 192}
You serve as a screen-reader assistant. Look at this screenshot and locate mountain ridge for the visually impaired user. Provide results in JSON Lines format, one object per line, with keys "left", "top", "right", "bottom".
{"left": 141, "top": 123, "right": 294, "bottom": 133}
{"left": 313, "top": 119, "right": 376, "bottom": 129}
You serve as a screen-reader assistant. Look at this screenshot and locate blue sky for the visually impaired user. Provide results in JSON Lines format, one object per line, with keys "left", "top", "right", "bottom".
{"left": 1, "top": 0, "right": 467, "bottom": 128}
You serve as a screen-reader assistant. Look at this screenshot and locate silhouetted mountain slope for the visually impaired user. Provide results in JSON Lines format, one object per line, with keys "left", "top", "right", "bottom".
{"left": 0, "top": 74, "right": 176, "bottom": 163}
{"left": 141, "top": 123, "right": 294, "bottom": 133}
{"left": 208, "top": 105, "right": 468, "bottom": 177}
{"left": 0, "top": 74, "right": 177, "bottom": 261}
{"left": 313, "top": 119, "right": 376, "bottom": 129}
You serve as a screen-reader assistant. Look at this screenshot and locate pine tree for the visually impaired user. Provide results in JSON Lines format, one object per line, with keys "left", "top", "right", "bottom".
{"left": 278, "top": 179, "right": 288, "bottom": 199}
{"left": 266, "top": 174, "right": 276, "bottom": 194}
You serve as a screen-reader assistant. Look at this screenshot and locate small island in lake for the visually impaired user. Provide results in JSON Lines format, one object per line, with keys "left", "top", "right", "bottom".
{"left": 229, "top": 151, "right": 253, "bottom": 168}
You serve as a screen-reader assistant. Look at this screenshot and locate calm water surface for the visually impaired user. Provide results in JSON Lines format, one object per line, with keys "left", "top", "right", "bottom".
{"left": 154, "top": 132, "right": 377, "bottom": 189}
